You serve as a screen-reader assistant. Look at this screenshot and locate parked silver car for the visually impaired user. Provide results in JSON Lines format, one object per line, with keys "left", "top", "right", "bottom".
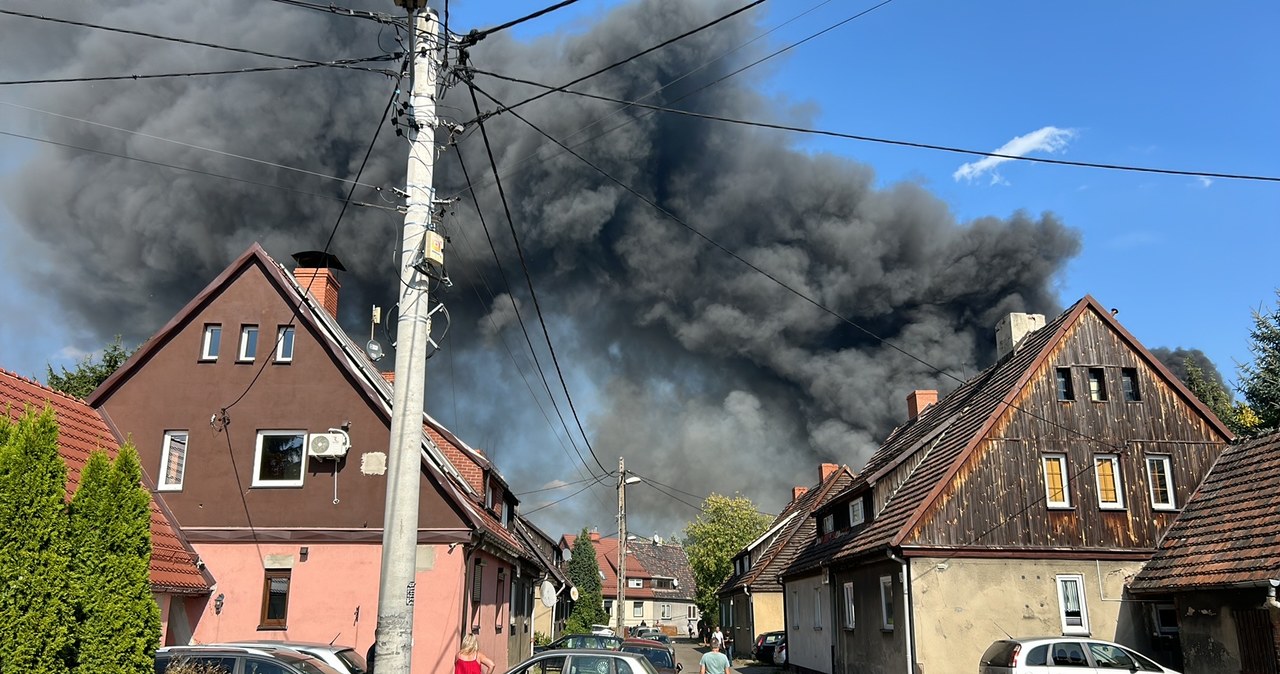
{"left": 156, "top": 645, "right": 345, "bottom": 674}
{"left": 510, "top": 648, "right": 659, "bottom": 674}
{"left": 217, "top": 642, "right": 367, "bottom": 674}
{"left": 979, "top": 637, "right": 1179, "bottom": 673}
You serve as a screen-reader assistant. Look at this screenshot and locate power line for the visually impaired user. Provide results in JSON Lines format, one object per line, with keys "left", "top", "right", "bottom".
{"left": 263, "top": 0, "right": 405, "bottom": 26}
{"left": 0, "top": 129, "right": 398, "bottom": 211}
{"left": 1, "top": 101, "right": 384, "bottom": 191}
{"left": 466, "top": 0, "right": 583, "bottom": 43}
{"left": 0, "top": 57, "right": 399, "bottom": 85}
{"left": 523, "top": 474, "right": 612, "bottom": 516}
{"left": 0, "top": 8, "right": 388, "bottom": 71}
{"left": 464, "top": 0, "right": 767, "bottom": 123}
{"left": 466, "top": 85, "right": 612, "bottom": 478}
{"left": 476, "top": 69, "right": 1280, "bottom": 184}
{"left": 515, "top": 474, "right": 603, "bottom": 496}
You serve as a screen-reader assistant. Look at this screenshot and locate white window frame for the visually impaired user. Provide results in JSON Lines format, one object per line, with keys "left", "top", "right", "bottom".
{"left": 1042, "top": 454, "right": 1072, "bottom": 508}
{"left": 158, "top": 430, "right": 189, "bottom": 491}
{"left": 1056, "top": 574, "right": 1090, "bottom": 635}
{"left": 822, "top": 513, "right": 834, "bottom": 534}
{"left": 629, "top": 578, "right": 643, "bottom": 589}
{"left": 201, "top": 324, "right": 221, "bottom": 361}
{"left": 1094, "top": 454, "right": 1125, "bottom": 510}
{"left": 633, "top": 601, "right": 644, "bottom": 618}
{"left": 813, "top": 586, "right": 823, "bottom": 630}
{"left": 879, "top": 576, "right": 894, "bottom": 630}
{"left": 276, "top": 325, "right": 295, "bottom": 362}
{"left": 661, "top": 603, "right": 671, "bottom": 619}
{"left": 842, "top": 581, "right": 856, "bottom": 630}
{"left": 238, "top": 325, "right": 259, "bottom": 362}
{"left": 252, "top": 430, "right": 307, "bottom": 487}
{"left": 1146, "top": 455, "right": 1176, "bottom": 510}
{"left": 849, "top": 499, "right": 865, "bottom": 527}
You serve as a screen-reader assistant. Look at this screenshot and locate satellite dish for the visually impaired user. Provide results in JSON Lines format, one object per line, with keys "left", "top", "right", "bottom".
{"left": 562, "top": 548, "right": 572, "bottom": 562}
{"left": 569, "top": 586, "right": 580, "bottom": 602}
{"left": 540, "top": 580, "right": 558, "bottom": 608}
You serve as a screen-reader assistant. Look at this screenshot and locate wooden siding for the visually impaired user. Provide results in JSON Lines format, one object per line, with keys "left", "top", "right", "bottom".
{"left": 905, "top": 311, "right": 1227, "bottom": 550}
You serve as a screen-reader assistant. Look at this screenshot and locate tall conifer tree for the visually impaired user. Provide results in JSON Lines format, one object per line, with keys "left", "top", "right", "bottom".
{"left": 564, "top": 528, "right": 608, "bottom": 633}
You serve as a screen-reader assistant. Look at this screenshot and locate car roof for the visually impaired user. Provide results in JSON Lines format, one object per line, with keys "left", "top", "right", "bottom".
{"left": 222, "top": 641, "right": 355, "bottom": 650}
{"left": 621, "top": 639, "right": 667, "bottom": 648}
{"left": 160, "top": 646, "right": 277, "bottom": 655}
{"left": 533, "top": 649, "right": 640, "bottom": 657}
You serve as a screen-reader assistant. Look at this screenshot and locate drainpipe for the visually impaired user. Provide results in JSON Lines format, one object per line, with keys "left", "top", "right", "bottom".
{"left": 1264, "top": 580, "right": 1280, "bottom": 610}
{"left": 459, "top": 531, "right": 486, "bottom": 637}
{"left": 744, "top": 585, "right": 753, "bottom": 662}
{"left": 887, "top": 551, "right": 914, "bottom": 674}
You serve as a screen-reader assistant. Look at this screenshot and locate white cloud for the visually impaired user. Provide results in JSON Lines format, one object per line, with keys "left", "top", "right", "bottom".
{"left": 1196, "top": 176, "right": 1213, "bottom": 188}
{"left": 953, "top": 126, "right": 1076, "bottom": 184}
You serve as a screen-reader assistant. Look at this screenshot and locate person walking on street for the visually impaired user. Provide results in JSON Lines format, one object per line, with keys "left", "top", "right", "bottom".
{"left": 699, "top": 639, "right": 732, "bottom": 674}
{"left": 687, "top": 618, "right": 696, "bottom": 640}
{"left": 455, "top": 635, "right": 495, "bottom": 674}
{"left": 712, "top": 625, "right": 724, "bottom": 649}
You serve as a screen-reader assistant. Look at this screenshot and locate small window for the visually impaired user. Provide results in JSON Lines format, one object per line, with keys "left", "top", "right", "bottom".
{"left": 259, "top": 569, "right": 291, "bottom": 629}
{"left": 1153, "top": 602, "right": 1178, "bottom": 635}
{"left": 822, "top": 513, "right": 834, "bottom": 534}
{"left": 633, "top": 601, "right": 644, "bottom": 618}
{"left": 158, "top": 431, "right": 188, "bottom": 491}
{"left": 813, "top": 586, "right": 823, "bottom": 629}
{"left": 1146, "top": 456, "right": 1176, "bottom": 510}
{"left": 239, "top": 325, "right": 259, "bottom": 362}
{"left": 849, "top": 499, "right": 865, "bottom": 527}
{"left": 1042, "top": 454, "right": 1071, "bottom": 508}
{"left": 629, "top": 578, "right": 643, "bottom": 589}
{"left": 471, "top": 561, "right": 483, "bottom": 603}
{"left": 842, "top": 581, "right": 856, "bottom": 630}
{"left": 1056, "top": 368, "right": 1075, "bottom": 401}
{"left": 1121, "top": 367, "right": 1141, "bottom": 402}
{"left": 201, "top": 324, "right": 222, "bottom": 361}
{"left": 1056, "top": 574, "right": 1090, "bottom": 635}
{"left": 879, "top": 576, "right": 894, "bottom": 630}
{"left": 661, "top": 603, "right": 671, "bottom": 619}
{"left": 276, "top": 326, "right": 295, "bottom": 362}
{"left": 1087, "top": 368, "right": 1108, "bottom": 401}
{"left": 604, "top": 599, "right": 614, "bottom": 616}
{"left": 253, "top": 431, "right": 306, "bottom": 487}
{"left": 1094, "top": 455, "right": 1125, "bottom": 509}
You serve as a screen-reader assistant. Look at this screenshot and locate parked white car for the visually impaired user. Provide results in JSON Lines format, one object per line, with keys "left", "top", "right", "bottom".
{"left": 979, "top": 637, "right": 1179, "bottom": 673}
{"left": 218, "top": 642, "right": 367, "bottom": 674}
{"left": 590, "top": 624, "right": 617, "bottom": 637}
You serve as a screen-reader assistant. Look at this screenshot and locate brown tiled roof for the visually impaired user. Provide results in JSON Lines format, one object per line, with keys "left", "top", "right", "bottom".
{"left": 783, "top": 296, "right": 1229, "bottom": 577}
{"left": 1, "top": 370, "right": 211, "bottom": 594}
{"left": 720, "top": 466, "right": 855, "bottom": 595}
{"left": 1130, "top": 431, "right": 1280, "bottom": 592}
{"left": 628, "top": 541, "right": 697, "bottom": 601}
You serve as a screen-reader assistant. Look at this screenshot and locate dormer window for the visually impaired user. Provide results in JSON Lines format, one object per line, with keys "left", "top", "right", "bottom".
{"left": 849, "top": 499, "right": 866, "bottom": 527}
{"left": 822, "top": 513, "right": 834, "bottom": 534}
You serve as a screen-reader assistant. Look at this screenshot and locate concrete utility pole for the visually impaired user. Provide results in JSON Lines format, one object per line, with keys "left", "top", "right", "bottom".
{"left": 376, "top": 4, "right": 441, "bottom": 674}
{"left": 616, "top": 459, "right": 641, "bottom": 634}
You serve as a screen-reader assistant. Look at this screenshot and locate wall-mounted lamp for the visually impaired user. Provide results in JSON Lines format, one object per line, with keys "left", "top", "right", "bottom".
{"left": 214, "top": 593, "right": 225, "bottom": 615}
{"left": 300, "top": 546, "right": 310, "bottom": 562}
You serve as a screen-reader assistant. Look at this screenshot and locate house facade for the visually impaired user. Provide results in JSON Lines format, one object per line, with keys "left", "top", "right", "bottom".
{"left": 86, "top": 244, "right": 551, "bottom": 672}
{"left": 1130, "top": 430, "right": 1280, "bottom": 674}
{"left": 718, "top": 462, "right": 854, "bottom": 665}
{"left": 561, "top": 531, "right": 699, "bottom": 636}
{"left": 781, "top": 298, "right": 1231, "bottom": 674}
{"left": 0, "top": 369, "right": 213, "bottom": 645}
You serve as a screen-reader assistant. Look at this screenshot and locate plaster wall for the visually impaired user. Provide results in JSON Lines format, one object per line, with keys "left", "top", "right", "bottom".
{"left": 752, "top": 592, "right": 786, "bottom": 644}
{"left": 188, "top": 541, "right": 465, "bottom": 674}
{"left": 1172, "top": 590, "right": 1280, "bottom": 674}
{"left": 909, "top": 557, "right": 1150, "bottom": 674}
{"left": 784, "top": 574, "right": 833, "bottom": 674}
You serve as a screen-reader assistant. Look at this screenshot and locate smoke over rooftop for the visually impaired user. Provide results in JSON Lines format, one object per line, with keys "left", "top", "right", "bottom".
{"left": 0, "top": 0, "right": 1080, "bottom": 535}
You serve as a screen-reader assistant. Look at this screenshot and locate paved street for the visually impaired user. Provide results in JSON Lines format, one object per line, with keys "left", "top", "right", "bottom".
{"left": 671, "top": 639, "right": 779, "bottom": 674}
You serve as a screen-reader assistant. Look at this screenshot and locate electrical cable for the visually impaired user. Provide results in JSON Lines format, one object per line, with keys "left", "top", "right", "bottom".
{"left": 515, "top": 474, "right": 605, "bottom": 496}
{"left": 264, "top": 0, "right": 406, "bottom": 26}
{"left": 476, "top": 69, "right": 1280, "bottom": 184}
{"left": 0, "top": 129, "right": 399, "bottom": 211}
{"left": 466, "top": 0, "right": 582, "bottom": 42}
{"left": 0, "top": 57, "right": 400, "bottom": 85}
{"left": 1, "top": 101, "right": 385, "bottom": 191}
{"left": 0, "top": 8, "right": 391, "bottom": 71}
{"left": 523, "top": 474, "right": 613, "bottom": 516}
{"left": 464, "top": 0, "right": 767, "bottom": 122}
{"left": 466, "top": 86, "right": 612, "bottom": 478}
{"left": 466, "top": 80, "right": 1138, "bottom": 456}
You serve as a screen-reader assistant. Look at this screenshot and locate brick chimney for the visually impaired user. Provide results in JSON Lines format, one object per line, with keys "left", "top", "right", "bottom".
{"left": 291, "top": 251, "right": 346, "bottom": 319}
{"left": 906, "top": 390, "right": 938, "bottom": 421}
{"left": 792, "top": 486, "right": 809, "bottom": 501}
{"left": 820, "top": 463, "right": 839, "bottom": 482}
{"left": 995, "top": 312, "right": 1046, "bottom": 360}
{"left": 589, "top": 530, "right": 601, "bottom": 543}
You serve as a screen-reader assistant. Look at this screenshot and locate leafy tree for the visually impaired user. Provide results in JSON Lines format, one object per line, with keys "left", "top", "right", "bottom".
{"left": 1182, "top": 357, "right": 1255, "bottom": 435}
{"left": 1239, "top": 291, "right": 1280, "bottom": 433}
{"left": 46, "top": 336, "right": 134, "bottom": 399}
{"left": 682, "top": 494, "right": 772, "bottom": 621}
{"left": 70, "top": 444, "right": 159, "bottom": 674}
{"left": 0, "top": 406, "right": 74, "bottom": 674}
{"left": 564, "top": 528, "right": 608, "bottom": 633}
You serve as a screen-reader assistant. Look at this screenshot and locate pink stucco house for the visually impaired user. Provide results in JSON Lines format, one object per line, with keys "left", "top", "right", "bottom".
{"left": 86, "top": 244, "right": 558, "bottom": 671}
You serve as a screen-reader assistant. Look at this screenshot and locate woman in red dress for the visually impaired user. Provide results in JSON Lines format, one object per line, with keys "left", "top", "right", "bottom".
{"left": 456, "top": 635, "right": 496, "bottom": 674}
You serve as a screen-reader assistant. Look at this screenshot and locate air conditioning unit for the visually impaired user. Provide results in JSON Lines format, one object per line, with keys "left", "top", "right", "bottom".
{"left": 308, "top": 430, "right": 351, "bottom": 459}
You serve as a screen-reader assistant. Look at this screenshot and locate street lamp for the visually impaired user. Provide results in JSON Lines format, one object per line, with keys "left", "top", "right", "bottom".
{"left": 617, "top": 460, "right": 641, "bottom": 634}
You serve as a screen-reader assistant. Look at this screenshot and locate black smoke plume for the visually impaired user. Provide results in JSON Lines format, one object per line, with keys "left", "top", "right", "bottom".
{"left": 0, "top": 0, "right": 1080, "bottom": 535}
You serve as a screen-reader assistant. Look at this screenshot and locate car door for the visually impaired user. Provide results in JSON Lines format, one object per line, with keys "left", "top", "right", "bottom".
{"left": 1046, "top": 641, "right": 1099, "bottom": 672}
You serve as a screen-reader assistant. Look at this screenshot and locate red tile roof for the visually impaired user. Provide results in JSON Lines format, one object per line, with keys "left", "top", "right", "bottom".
{"left": 1130, "top": 431, "right": 1280, "bottom": 592}
{"left": 0, "top": 369, "right": 211, "bottom": 594}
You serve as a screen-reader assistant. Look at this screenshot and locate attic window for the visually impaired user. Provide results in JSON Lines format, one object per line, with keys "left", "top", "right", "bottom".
{"left": 849, "top": 499, "right": 866, "bottom": 527}
{"left": 629, "top": 578, "right": 643, "bottom": 589}
{"left": 276, "top": 326, "right": 295, "bottom": 362}
{"left": 239, "top": 325, "right": 259, "bottom": 362}
{"left": 201, "top": 324, "right": 222, "bottom": 361}
{"left": 1087, "top": 368, "right": 1108, "bottom": 402}
{"left": 1056, "top": 368, "right": 1075, "bottom": 401}
{"left": 822, "top": 513, "right": 835, "bottom": 535}
{"left": 1121, "top": 368, "right": 1141, "bottom": 402}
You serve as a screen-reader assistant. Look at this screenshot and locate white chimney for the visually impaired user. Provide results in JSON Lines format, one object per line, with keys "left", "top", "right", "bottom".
{"left": 996, "top": 313, "right": 1046, "bottom": 360}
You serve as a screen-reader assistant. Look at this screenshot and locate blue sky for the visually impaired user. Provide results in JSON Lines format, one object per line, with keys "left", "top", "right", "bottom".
{"left": 4, "top": 0, "right": 1275, "bottom": 389}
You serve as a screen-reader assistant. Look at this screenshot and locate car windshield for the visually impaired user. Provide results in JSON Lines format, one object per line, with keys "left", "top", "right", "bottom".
{"left": 334, "top": 649, "right": 367, "bottom": 674}
{"left": 271, "top": 651, "right": 343, "bottom": 674}
{"left": 621, "top": 648, "right": 672, "bottom": 670}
